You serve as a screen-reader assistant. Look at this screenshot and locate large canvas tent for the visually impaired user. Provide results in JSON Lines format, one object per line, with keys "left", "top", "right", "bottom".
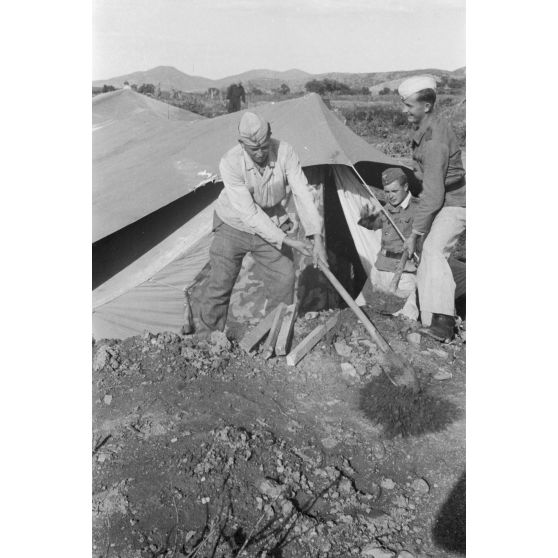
{"left": 93, "top": 91, "right": 409, "bottom": 339}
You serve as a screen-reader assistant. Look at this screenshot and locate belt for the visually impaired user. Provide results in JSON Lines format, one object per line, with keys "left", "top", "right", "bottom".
{"left": 382, "top": 250, "right": 404, "bottom": 259}
{"left": 446, "top": 176, "right": 466, "bottom": 193}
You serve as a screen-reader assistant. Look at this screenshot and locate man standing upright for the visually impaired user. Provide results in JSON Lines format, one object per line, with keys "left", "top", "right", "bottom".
{"left": 226, "top": 82, "right": 246, "bottom": 113}
{"left": 398, "top": 75, "right": 466, "bottom": 341}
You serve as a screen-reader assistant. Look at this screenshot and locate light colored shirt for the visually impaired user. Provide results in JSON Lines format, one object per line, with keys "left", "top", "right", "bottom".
{"left": 215, "top": 138, "right": 323, "bottom": 249}
{"left": 399, "top": 192, "right": 412, "bottom": 210}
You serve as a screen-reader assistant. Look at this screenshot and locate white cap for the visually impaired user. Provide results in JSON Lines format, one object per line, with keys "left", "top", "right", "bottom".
{"left": 398, "top": 75, "right": 437, "bottom": 100}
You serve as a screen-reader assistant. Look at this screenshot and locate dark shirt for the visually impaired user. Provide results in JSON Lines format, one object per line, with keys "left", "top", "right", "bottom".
{"left": 238, "top": 85, "right": 246, "bottom": 103}
{"left": 358, "top": 195, "right": 418, "bottom": 272}
{"left": 411, "top": 113, "right": 466, "bottom": 234}
{"left": 226, "top": 84, "right": 245, "bottom": 103}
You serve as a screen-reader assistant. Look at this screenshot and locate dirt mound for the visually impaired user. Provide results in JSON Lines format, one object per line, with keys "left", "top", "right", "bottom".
{"left": 93, "top": 308, "right": 465, "bottom": 557}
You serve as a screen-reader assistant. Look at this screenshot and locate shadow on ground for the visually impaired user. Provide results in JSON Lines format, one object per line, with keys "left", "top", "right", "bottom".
{"left": 432, "top": 471, "right": 466, "bottom": 554}
{"left": 359, "top": 375, "right": 461, "bottom": 438}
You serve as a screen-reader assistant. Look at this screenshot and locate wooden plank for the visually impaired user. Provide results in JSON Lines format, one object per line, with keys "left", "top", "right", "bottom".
{"left": 286, "top": 313, "right": 339, "bottom": 366}
{"left": 239, "top": 304, "right": 282, "bottom": 353}
{"left": 261, "top": 303, "right": 287, "bottom": 360}
{"left": 275, "top": 303, "right": 297, "bottom": 356}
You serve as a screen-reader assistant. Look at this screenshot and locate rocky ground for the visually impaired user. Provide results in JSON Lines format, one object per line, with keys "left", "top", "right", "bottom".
{"left": 93, "top": 299, "right": 465, "bottom": 558}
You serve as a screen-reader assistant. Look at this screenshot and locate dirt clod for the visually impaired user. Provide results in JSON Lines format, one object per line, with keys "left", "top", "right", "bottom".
{"left": 334, "top": 340, "right": 353, "bottom": 357}
{"left": 412, "top": 478, "right": 430, "bottom": 494}
{"left": 341, "top": 362, "right": 359, "bottom": 380}
{"left": 406, "top": 332, "right": 421, "bottom": 345}
{"left": 259, "top": 478, "right": 284, "bottom": 499}
{"left": 361, "top": 544, "right": 396, "bottom": 557}
{"left": 381, "top": 478, "right": 396, "bottom": 490}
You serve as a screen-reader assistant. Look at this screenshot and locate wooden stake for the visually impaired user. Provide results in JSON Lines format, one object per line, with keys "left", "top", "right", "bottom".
{"left": 239, "top": 304, "right": 283, "bottom": 353}
{"left": 261, "top": 303, "right": 287, "bottom": 360}
{"left": 286, "top": 313, "right": 339, "bottom": 366}
{"left": 275, "top": 303, "right": 297, "bottom": 356}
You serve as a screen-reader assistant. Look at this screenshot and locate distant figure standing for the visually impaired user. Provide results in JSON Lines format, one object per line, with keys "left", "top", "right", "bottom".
{"left": 226, "top": 82, "right": 246, "bottom": 113}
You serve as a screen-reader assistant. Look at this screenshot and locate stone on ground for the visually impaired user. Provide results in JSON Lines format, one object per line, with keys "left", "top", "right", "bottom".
{"left": 341, "top": 362, "right": 359, "bottom": 380}
{"left": 406, "top": 332, "right": 421, "bottom": 345}
{"left": 334, "top": 341, "right": 353, "bottom": 357}
{"left": 361, "top": 544, "right": 395, "bottom": 557}
{"left": 259, "top": 478, "right": 283, "bottom": 499}
{"left": 381, "top": 478, "right": 396, "bottom": 490}
{"left": 411, "top": 478, "right": 430, "bottom": 494}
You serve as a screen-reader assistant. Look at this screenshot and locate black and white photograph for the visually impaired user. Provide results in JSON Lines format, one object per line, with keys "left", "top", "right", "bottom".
{"left": 92, "top": 1, "right": 467, "bottom": 556}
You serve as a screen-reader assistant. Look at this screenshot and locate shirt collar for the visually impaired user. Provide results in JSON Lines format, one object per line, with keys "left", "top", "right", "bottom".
{"left": 412, "top": 113, "right": 434, "bottom": 145}
{"left": 242, "top": 141, "right": 277, "bottom": 172}
{"left": 400, "top": 192, "right": 412, "bottom": 209}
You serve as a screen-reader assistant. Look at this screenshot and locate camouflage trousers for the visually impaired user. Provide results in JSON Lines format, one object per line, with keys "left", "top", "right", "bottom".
{"left": 196, "top": 217, "right": 295, "bottom": 333}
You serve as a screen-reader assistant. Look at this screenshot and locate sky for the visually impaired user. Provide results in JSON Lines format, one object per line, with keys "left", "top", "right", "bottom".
{"left": 93, "top": 0, "right": 465, "bottom": 80}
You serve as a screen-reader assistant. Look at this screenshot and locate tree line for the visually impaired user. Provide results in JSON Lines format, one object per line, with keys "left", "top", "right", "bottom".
{"left": 94, "top": 76, "right": 465, "bottom": 99}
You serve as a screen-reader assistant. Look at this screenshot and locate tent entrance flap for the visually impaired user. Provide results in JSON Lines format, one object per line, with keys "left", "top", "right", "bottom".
{"left": 330, "top": 165, "right": 382, "bottom": 293}
{"left": 322, "top": 166, "right": 368, "bottom": 304}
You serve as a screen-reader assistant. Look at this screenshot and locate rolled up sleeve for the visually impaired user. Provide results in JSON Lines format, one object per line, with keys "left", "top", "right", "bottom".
{"left": 219, "top": 156, "right": 286, "bottom": 249}
{"left": 284, "top": 144, "right": 323, "bottom": 237}
{"left": 412, "top": 140, "right": 449, "bottom": 235}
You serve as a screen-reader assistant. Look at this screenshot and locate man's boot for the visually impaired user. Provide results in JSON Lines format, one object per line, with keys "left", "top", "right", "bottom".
{"left": 419, "top": 313, "right": 455, "bottom": 342}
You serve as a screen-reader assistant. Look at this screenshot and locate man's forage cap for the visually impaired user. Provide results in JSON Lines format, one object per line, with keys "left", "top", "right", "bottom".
{"left": 398, "top": 75, "right": 437, "bottom": 100}
{"left": 238, "top": 112, "right": 270, "bottom": 147}
{"left": 382, "top": 167, "right": 407, "bottom": 187}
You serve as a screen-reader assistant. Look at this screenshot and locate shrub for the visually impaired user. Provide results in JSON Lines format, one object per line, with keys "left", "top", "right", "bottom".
{"left": 305, "top": 78, "right": 352, "bottom": 95}
{"left": 138, "top": 83, "right": 155, "bottom": 95}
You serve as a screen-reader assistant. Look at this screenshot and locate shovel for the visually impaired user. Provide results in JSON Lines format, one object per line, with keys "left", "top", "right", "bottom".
{"left": 317, "top": 259, "right": 418, "bottom": 391}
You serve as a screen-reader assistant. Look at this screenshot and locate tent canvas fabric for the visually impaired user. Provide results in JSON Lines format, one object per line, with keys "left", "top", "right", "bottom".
{"left": 93, "top": 92, "right": 396, "bottom": 242}
{"left": 92, "top": 88, "right": 205, "bottom": 129}
{"left": 93, "top": 92, "right": 406, "bottom": 340}
{"left": 93, "top": 89, "right": 208, "bottom": 242}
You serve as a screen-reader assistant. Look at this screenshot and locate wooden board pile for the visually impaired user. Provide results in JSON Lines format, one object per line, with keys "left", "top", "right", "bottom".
{"left": 239, "top": 303, "right": 339, "bottom": 366}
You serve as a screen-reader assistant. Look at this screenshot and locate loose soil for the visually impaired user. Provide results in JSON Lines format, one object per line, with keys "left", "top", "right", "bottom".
{"left": 93, "top": 299, "right": 465, "bottom": 558}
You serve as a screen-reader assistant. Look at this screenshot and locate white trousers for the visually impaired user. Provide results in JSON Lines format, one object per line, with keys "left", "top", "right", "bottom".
{"left": 417, "top": 206, "right": 466, "bottom": 326}
{"left": 356, "top": 268, "right": 419, "bottom": 321}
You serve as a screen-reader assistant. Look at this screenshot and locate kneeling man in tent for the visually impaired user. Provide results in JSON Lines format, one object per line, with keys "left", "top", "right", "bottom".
{"left": 356, "top": 167, "right": 419, "bottom": 321}
{"left": 194, "top": 112, "right": 327, "bottom": 334}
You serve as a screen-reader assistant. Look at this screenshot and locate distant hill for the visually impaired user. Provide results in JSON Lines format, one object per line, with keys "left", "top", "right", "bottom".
{"left": 93, "top": 65, "right": 466, "bottom": 93}
{"left": 92, "top": 66, "right": 215, "bottom": 92}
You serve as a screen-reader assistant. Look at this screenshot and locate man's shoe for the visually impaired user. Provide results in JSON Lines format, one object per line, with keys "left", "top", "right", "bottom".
{"left": 419, "top": 313, "right": 455, "bottom": 342}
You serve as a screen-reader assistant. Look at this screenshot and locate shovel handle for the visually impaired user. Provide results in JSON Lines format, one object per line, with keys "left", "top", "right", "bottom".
{"left": 317, "top": 259, "right": 390, "bottom": 353}
{"left": 389, "top": 251, "right": 410, "bottom": 293}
